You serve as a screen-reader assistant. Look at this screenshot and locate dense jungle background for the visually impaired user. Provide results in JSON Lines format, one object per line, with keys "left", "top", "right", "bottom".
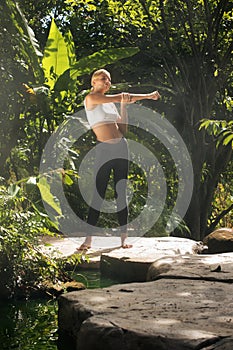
{"left": 0, "top": 0, "right": 232, "bottom": 298}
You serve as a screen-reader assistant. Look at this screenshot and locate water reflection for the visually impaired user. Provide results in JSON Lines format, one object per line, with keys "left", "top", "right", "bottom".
{"left": 0, "top": 270, "right": 119, "bottom": 349}
{"left": 0, "top": 299, "right": 58, "bottom": 350}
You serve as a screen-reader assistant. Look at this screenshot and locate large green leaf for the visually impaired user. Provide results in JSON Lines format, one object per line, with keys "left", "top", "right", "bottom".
{"left": 37, "top": 176, "right": 62, "bottom": 216}
{"left": 70, "top": 47, "right": 139, "bottom": 80}
{"left": 54, "top": 47, "right": 139, "bottom": 92}
{"left": 42, "top": 18, "right": 70, "bottom": 89}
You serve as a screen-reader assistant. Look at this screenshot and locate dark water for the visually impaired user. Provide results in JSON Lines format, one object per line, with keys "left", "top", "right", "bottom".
{"left": 0, "top": 270, "right": 118, "bottom": 349}
{"left": 0, "top": 299, "right": 58, "bottom": 350}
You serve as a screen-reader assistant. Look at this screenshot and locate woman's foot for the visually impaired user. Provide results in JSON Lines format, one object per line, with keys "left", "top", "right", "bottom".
{"left": 121, "top": 233, "right": 133, "bottom": 249}
{"left": 76, "top": 237, "right": 92, "bottom": 251}
{"left": 76, "top": 243, "right": 91, "bottom": 251}
{"left": 121, "top": 243, "right": 133, "bottom": 249}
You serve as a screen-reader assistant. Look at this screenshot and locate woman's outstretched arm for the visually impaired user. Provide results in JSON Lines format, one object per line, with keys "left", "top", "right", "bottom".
{"left": 85, "top": 90, "right": 161, "bottom": 108}
{"left": 128, "top": 91, "right": 160, "bottom": 102}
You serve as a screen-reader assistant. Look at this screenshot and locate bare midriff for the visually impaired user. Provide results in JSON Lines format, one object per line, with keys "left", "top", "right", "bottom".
{"left": 92, "top": 122, "right": 123, "bottom": 143}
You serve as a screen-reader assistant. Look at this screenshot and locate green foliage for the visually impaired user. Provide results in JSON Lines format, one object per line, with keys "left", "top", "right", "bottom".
{"left": 1, "top": 0, "right": 43, "bottom": 80}
{"left": 37, "top": 175, "right": 63, "bottom": 219}
{"left": 0, "top": 0, "right": 42, "bottom": 177}
{"left": 0, "top": 182, "right": 78, "bottom": 299}
{"left": 208, "top": 161, "right": 233, "bottom": 230}
{"left": 199, "top": 119, "right": 233, "bottom": 149}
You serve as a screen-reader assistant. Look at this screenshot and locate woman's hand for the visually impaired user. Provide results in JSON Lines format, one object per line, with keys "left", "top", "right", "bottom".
{"left": 120, "top": 91, "right": 161, "bottom": 104}
{"left": 148, "top": 91, "right": 161, "bottom": 100}
{"left": 121, "top": 92, "right": 131, "bottom": 103}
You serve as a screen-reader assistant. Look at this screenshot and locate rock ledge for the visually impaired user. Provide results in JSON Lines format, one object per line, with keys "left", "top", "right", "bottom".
{"left": 58, "top": 236, "right": 233, "bottom": 350}
{"left": 58, "top": 278, "right": 233, "bottom": 350}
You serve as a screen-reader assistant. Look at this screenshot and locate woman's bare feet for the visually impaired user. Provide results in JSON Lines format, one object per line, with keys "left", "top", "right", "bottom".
{"left": 76, "top": 234, "right": 132, "bottom": 251}
{"left": 121, "top": 233, "right": 133, "bottom": 249}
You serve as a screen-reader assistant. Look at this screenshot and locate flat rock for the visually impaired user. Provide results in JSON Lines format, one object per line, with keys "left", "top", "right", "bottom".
{"left": 147, "top": 253, "right": 233, "bottom": 283}
{"left": 58, "top": 278, "right": 233, "bottom": 350}
{"left": 100, "top": 237, "right": 204, "bottom": 282}
{"left": 57, "top": 237, "right": 233, "bottom": 350}
{"left": 41, "top": 236, "right": 203, "bottom": 271}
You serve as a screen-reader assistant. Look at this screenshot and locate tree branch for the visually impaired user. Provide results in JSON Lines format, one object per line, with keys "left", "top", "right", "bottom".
{"left": 207, "top": 203, "right": 233, "bottom": 234}
{"left": 212, "top": 0, "right": 228, "bottom": 45}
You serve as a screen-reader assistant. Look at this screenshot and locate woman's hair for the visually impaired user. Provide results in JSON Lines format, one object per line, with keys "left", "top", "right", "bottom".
{"left": 91, "top": 69, "right": 111, "bottom": 87}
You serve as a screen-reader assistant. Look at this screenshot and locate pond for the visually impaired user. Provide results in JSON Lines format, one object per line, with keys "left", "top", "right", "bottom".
{"left": 0, "top": 270, "right": 119, "bottom": 350}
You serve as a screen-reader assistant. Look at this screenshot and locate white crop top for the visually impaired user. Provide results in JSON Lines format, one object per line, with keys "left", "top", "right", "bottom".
{"left": 84, "top": 100, "right": 120, "bottom": 127}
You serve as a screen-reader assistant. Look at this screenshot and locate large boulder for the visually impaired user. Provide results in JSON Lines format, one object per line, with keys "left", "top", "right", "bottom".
{"left": 203, "top": 228, "right": 233, "bottom": 254}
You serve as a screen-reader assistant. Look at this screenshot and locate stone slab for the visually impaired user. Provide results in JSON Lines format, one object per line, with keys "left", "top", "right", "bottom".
{"left": 99, "top": 237, "right": 204, "bottom": 282}
{"left": 41, "top": 236, "right": 203, "bottom": 270}
{"left": 100, "top": 254, "right": 151, "bottom": 282}
{"left": 58, "top": 279, "right": 233, "bottom": 350}
{"left": 147, "top": 253, "right": 233, "bottom": 283}
{"left": 100, "top": 253, "right": 233, "bottom": 284}
{"left": 100, "top": 241, "right": 233, "bottom": 283}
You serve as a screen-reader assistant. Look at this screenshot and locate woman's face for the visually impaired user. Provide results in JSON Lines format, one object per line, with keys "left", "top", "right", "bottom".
{"left": 93, "top": 73, "right": 111, "bottom": 92}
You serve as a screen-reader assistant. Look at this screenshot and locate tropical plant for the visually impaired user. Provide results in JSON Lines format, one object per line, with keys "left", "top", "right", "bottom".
{"left": 0, "top": 0, "right": 43, "bottom": 178}
{"left": 1, "top": 0, "right": 139, "bottom": 180}
{"left": 208, "top": 169, "right": 233, "bottom": 232}
{"left": 0, "top": 182, "right": 50, "bottom": 298}
{"left": 199, "top": 119, "right": 233, "bottom": 232}
{"left": 0, "top": 178, "right": 89, "bottom": 300}
{"left": 199, "top": 119, "right": 233, "bottom": 149}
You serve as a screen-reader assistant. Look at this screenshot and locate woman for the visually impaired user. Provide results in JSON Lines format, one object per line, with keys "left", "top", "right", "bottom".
{"left": 78, "top": 69, "right": 160, "bottom": 251}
